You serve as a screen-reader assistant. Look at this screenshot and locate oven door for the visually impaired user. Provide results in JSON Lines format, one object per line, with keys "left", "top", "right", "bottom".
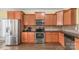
{"left": 36, "top": 32, "right": 44, "bottom": 44}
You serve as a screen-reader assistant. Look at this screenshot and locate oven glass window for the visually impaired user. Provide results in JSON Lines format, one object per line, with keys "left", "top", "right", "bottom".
{"left": 36, "top": 33, "right": 44, "bottom": 38}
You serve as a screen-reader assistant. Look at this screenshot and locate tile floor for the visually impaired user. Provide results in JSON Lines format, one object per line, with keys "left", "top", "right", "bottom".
{"left": 0, "top": 42, "right": 65, "bottom": 50}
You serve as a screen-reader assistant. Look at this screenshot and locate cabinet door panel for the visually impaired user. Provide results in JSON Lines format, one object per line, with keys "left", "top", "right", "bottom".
{"left": 59, "top": 32, "right": 64, "bottom": 47}
{"left": 28, "top": 32, "right": 35, "bottom": 43}
{"left": 24, "top": 14, "right": 35, "bottom": 25}
{"left": 7, "top": 11, "right": 15, "bottom": 19}
{"left": 24, "top": 15, "right": 29, "bottom": 25}
{"left": 71, "top": 8, "right": 76, "bottom": 25}
{"left": 45, "top": 32, "right": 59, "bottom": 43}
{"left": 28, "top": 14, "right": 35, "bottom": 25}
{"left": 45, "top": 14, "right": 52, "bottom": 25}
{"left": 64, "top": 9, "right": 72, "bottom": 25}
{"left": 22, "top": 32, "right": 28, "bottom": 43}
{"left": 75, "top": 38, "right": 79, "bottom": 50}
{"left": 53, "top": 14, "right": 57, "bottom": 25}
{"left": 51, "top": 32, "right": 58, "bottom": 42}
{"left": 57, "top": 11, "right": 63, "bottom": 25}
{"left": 45, "top": 34, "right": 52, "bottom": 42}
{"left": 36, "top": 12, "right": 45, "bottom": 19}
{"left": 15, "top": 11, "right": 23, "bottom": 20}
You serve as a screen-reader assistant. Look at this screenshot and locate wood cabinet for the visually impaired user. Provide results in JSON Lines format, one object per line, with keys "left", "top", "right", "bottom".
{"left": 75, "top": 38, "right": 79, "bottom": 50}
{"left": 59, "top": 32, "right": 64, "bottom": 47}
{"left": 22, "top": 32, "right": 35, "bottom": 43}
{"left": 24, "top": 14, "right": 35, "bottom": 25}
{"left": 24, "top": 15, "right": 28, "bottom": 25}
{"left": 63, "top": 8, "right": 76, "bottom": 25}
{"left": 7, "top": 11, "right": 15, "bottom": 19}
{"left": 7, "top": 11, "right": 24, "bottom": 32}
{"left": 71, "top": 8, "right": 76, "bottom": 25}
{"left": 56, "top": 11, "right": 63, "bottom": 25}
{"left": 28, "top": 32, "right": 35, "bottom": 43}
{"left": 45, "top": 14, "right": 57, "bottom": 25}
{"left": 45, "top": 14, "right": 53, "bottom": 25}
{"left": 14, "top": 11, "right": 23, "bottom": 20}
{"left": 22, "top": 32, "right": 28, "bottom": 43}
{"left": 35, "top": 12, "right": 45, "bottom": 19}
{"left": 7, "top": 11, "right": 23, "bottom": 20}
{"left": 53, "top": 14, "right": 57, "bottom": 25}
{"left": 45, "top": 32, "right": 59, "bottom": 43}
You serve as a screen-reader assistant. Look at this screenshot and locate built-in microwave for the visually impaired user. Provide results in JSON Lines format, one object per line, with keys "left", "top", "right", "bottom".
{"left": 36, "top": 19, "right": 44, "bottom": 25}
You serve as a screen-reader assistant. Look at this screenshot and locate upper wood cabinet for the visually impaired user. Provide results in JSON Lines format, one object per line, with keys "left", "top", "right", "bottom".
{"left": 63, "top": 8, "right": 76, "bottom": 25}
{"left": 14, "top": 11, "right": 23, "bottom": 20}
{"left": 71, "top": 8, "right": 76, "bottom": 25}
{"left": 45, "top": 14, "right": 53, "bottom": 25}
{"left": 56, "top": 11, "right": 63, "bottom": 25}
{"left": 7, "top": 11, "right": 24, "bottom": 20}
{"left": 24, "top": 15, "right": 28, "bottom": 25}
{"left": 7, "top": 11, "right": 24, "bottom": 31}
{"left": 24, "top": 14, "right": 35, "bottom": 25}
{"left": 53, "top": 14, "right": 57, "bottom": 25}
{"left": 7, "top": 11, "right": 15, "bottom": 19}
{"left": 35, "top": 12, "right": 45, "bottom": 19}
{"left": 45, "top": 14, "right": 57, "bottom": 25}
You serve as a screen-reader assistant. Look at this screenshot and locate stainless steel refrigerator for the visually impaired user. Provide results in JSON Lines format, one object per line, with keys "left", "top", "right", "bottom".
{"left": 5, "top": 19, "right": 20, "bottom": 45}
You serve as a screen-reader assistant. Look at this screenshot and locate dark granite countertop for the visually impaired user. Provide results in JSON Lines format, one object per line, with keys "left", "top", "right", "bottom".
{"left": 22, "top": 29, "right": 79, "bottom": 38}
{"left": 62, "top": 30, "right": 79, "bottom": 39}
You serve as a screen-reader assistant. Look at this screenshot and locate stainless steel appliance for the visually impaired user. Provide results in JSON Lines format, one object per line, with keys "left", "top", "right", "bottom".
{"left": 36, "top": 19, "right": 44, "bottom": 25}
{"left": 5, "top": 19, "right": 20, "bottom": 45}
{"left": 35, "top": 32, "right": 45, "bottom": 44}
{"left": 36, "top": 19, "right": 45, "bottom": 44}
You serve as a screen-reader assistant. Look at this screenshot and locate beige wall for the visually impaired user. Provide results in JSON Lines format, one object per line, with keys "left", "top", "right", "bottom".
{"left": 76, "top": 8, "right": 79, "bottom": 25}
{"left": 0, "top": 11, "right": 7, "bottom": 19}
{"left": 0, "top": 8, "right": 69, "bottom": 18}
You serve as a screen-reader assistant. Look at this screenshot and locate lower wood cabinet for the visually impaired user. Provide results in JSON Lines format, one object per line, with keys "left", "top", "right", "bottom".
{"left": 45, "top": 32, "right": 59, "bottom": 43}
{"left": 59, "top": 32, "right": 64, "bottom": 47}
{"left": 28, "top": 32, "right": 35, "bottom": 43}
{"left": 22, "top": 32, "right": 64, "bottom": 44}
{"left": 22, "top": 32, "right": 35, "bottom": 43}
{"left": 75, "top": 38, "right": 79, "bottom": 50}
{"left": 22, "top": 32, "right": 28, "bottom": 43}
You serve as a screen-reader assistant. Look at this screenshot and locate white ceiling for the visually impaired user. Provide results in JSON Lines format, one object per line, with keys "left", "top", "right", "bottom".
{"left": 0, "top": 8, "right": 70, "bottom": 14}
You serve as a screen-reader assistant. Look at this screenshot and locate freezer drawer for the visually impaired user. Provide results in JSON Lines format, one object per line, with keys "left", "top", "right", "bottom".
{"left": 5, "top": 36, "right": 19, "bottom": 45}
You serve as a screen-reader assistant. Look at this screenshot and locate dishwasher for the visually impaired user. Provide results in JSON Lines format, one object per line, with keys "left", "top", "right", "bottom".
{"left": 64, "top": 34, "right": 75, "bottom": 50}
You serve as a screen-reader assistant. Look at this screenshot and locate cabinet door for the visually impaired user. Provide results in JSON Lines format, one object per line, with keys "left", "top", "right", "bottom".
{"left": 24, "top": 14, "right": 35, "bottom": 25}
{"left": 52, "top": 14, "right": 57, "bottom": 25}
{"left": 71, "top": 8, "right": 76, "bottom": 25}
{"left": 75, "top": 38, "right": 79, "bottom": 50}
{"left": 28, "top": 32, "right": 35, "bottom": 43}
{"left": 15, "top": 11, "right": 23, "bottom": 20}
{"left": 36, "top": 12, "right": 45, "bottom": 19}
{"left": 45, "top": 14, "right": 54, "bottom": 25}
{"left": 24, "top": 15, "right": 29, "bottom": 25}
{"left": 21, "top": 32, "right": 28, "bottom": 43}
{"left": 28, "top": 14, "right": 35, "bottom": 25}
{"left": 64, "top": 9, "right": 72, "bottom": 25}
{"left": 51, "top": 32, "right": 59, "bottom": 42}
{"left": 45, "top": 32, "right": 52, "bottom": 43}
{"left": 7, "top": 11, "right": 23, "bottom": 20}
{"left": 45, "top": 32, "right": 59, "bottom": 43}
{"left": 7, "top": 11, "right": 15, "bottom": 19}
{"left": 59, "top": 32, "right": 64, "bottom": 47}
{"left": 57, "top": 11, "right": 63, "bottom": 25}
